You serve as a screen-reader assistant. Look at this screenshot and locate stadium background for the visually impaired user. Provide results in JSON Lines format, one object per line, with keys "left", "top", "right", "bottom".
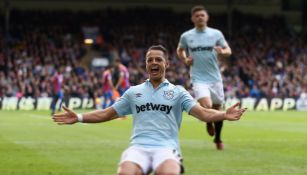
{"left": 0, "top": 0, "right": 307, "bottom": 111}
{"left": 0, "top": 0, "right": 307, "bottom": 175}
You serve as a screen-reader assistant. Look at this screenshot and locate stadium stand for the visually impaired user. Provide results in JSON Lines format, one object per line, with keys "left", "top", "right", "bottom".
{"left": 0, "top": 8, "right": 306, "bottom": 106}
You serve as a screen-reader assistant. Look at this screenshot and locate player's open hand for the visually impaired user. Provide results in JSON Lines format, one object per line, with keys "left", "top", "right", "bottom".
{"left": 225, "top": 102, "right": 247, "bottom": 121}
{"left": 52, "top": 106, "right": 78, "bottom": 125}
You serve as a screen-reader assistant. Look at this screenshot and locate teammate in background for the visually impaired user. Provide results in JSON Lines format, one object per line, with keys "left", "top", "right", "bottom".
{"left": 177, "top": 5, "right": 232, "bottom": 150}
{"left": 113, "top": 58, "right": 130, "bottom": 96}
{"left": 50, "top": 67, "right": 64, "bottom": 115}
{"left": 53, "top": 45, "right": 246, "bottom": 175}
{"left": 102, "top": 66, "right": 115, "bottom": 109}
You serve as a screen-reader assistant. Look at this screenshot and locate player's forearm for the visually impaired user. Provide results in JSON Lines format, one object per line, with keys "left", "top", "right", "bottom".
{"left": 201, "top": 108, "right": 226, "bottom": 122}
{"left": 176, "top": 48, "right": 187, "bottom": 61}
{"left": 81, "top": 107, "right": 118, "bottom": 123}
{"left": 220, "top": 47, "right": 232, "bottom": 57}
{"left": 190, "top": 105, "right": 225, "bottom": 122}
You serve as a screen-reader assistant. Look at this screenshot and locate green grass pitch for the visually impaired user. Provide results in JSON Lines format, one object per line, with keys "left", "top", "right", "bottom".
{"left": 0, "top": 110, "right": 307, "bottom": 175}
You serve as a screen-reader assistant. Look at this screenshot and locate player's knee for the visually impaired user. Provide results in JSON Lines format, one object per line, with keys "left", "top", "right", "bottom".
{"left": 117, "top": 169, "right": 142, "bottom": 175}
{"left": 198, "top": 98, "right": 212, "bottom": 108}
{"left": 155, "top": 169, "right": 180, "bottom": 175}
{"left": 117, "top": 162, "right": 143, "bottom": 175}
{"left": 155, "top": 160, "right": 180, "bottom": 175}
{"left": 155, "top": 172, "right": 179, "bottom": 175}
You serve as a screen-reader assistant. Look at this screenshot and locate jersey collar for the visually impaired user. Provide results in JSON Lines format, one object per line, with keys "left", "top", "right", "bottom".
{"left": 194, "top": 27, "right": 207, "bottom": 33}
{"left": 145, "top": 79, "right": 170, "bottom": 88}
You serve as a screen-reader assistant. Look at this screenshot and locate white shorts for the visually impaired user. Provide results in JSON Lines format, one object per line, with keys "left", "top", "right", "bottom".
{"left": 192, "top": 82, "right": 225, "bottom": 104}
{"left": 119, "top": 146, "right": 183, "bottom": 174}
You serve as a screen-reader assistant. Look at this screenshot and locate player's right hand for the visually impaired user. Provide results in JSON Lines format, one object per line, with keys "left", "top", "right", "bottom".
{"left": 52, "top": 106, "right": 78, "bottom": 125}
{"left": 185, "top": 56, "right": 193, "bottom": 66}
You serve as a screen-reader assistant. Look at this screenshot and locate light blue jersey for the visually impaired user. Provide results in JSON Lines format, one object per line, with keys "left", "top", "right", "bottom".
{"left": 178, "top": 27, "right": 228, "bottom": 83}
{"left": 112, "top": 79, "right": 197, "bottom": 152}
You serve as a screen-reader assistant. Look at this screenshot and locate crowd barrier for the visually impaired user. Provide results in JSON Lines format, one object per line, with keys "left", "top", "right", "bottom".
{"left": 0, "top": 97, "right": 306, "bottom": 111}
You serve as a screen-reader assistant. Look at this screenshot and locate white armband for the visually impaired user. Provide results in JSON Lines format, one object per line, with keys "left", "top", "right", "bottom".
{"left": 77, "top": 113, "right": 83, "bottom": 123}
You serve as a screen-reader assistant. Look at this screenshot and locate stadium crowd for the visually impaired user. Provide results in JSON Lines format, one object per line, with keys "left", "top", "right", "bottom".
{"left": 0, "top": 9, "right": 306, "bottom": 106}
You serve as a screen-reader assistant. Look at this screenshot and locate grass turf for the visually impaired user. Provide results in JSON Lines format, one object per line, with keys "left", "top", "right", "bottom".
{"left": 0, "top": 110, "right": 306, "bottom": 175}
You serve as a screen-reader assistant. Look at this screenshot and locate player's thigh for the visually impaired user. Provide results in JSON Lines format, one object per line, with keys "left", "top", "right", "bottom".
{"left": 154, "top": 159, "right": 181, "bottom": 175}
{"left": 152, "top": 148, "right": 182, "bottom": 175}
{"left": 209, "top": 82, "right": 225, "bottom": 105}
{"left": 198, "top": 97, "right": 213, "bottom": 108}
{"left": 118, "top": 147, "right": 151, "bottom": 175}
{"left": 192, "top": 83, "right": 213, "bottom": 108}
{"left": 117, "top": 161, "right": 144, "bottom": 175}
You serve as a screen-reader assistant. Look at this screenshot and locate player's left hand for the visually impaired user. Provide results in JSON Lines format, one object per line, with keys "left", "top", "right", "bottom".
{"left": 184, "top": 56, "right": 193, "bottom": 66}
{"left": 225, "top": 102, "right": 247, "bottom": 121}
{"left": 214, "top": 46, "right": 224, "bottom": 54}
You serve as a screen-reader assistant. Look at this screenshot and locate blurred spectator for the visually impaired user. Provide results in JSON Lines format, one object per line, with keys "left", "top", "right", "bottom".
{"left": 0, "top": 9, "right": 306, "bottom": 103}
{"left": 50, "top": 67, "right": 64, "bottom": 115}
{"left": 296, "top": 88, "right": 307, "bottom": 111}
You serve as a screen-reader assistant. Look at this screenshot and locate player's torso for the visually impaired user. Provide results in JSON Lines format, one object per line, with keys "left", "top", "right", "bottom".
{"left": 53, "top": 74, "right": 63, "bottom": 92}
{"left": 102, "top": 71, "right": 112, "bottom": 91}
{"left": 119, "top": 65, "right": 130, "bottom": 87}
{"left": 184, "top": 28, "right": 222, "bottom": 83}
{"left": 130, "top": 83, "right": 181, "bottom": 123}
{"left": 185, "top": 28, "right": 219, "bottom": 63}
{"left": 128, "top": 81, "right": 183, "bottom": 148}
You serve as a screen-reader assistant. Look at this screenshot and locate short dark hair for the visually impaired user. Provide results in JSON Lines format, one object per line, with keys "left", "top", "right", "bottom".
{"left": 147, "top": 45, "right": 169, "bottom": 59}
{"left": 191, "top": 5, "right": 207, "bottom": 15}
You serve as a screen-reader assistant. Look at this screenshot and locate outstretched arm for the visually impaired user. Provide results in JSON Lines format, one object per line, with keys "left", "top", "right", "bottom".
{"left": 52, "top": 106, "right": 118, "bottom": 125}
{"left": 189, "top": 102, "right": 246, "bottom": 122}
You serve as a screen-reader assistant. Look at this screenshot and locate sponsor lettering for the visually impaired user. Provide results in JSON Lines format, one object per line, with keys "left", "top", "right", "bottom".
{"left": 135, "top": 103, "right": 173, "bottom": 114}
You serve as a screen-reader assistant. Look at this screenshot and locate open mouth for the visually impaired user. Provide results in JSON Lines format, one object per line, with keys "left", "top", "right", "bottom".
{"left": 150, "top": 66, "right": 160, "bottom": 75}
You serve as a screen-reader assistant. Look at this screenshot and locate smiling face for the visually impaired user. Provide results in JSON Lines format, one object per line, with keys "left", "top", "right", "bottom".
{"left": 145, "top": 49, "right": 169, "bottom": 83}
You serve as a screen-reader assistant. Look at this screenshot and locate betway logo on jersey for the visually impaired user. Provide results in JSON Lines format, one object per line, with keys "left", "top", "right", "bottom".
{"left": 135, "top": 103, "right": 173, "bottom": 114}
{"left": 190, "top": 46, "right": 213, "bottom": 52}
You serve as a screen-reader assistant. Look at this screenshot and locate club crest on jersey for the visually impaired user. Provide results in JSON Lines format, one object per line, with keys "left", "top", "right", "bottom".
{"left": 163, "top": 90, "right": 174, "bottom": 100}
